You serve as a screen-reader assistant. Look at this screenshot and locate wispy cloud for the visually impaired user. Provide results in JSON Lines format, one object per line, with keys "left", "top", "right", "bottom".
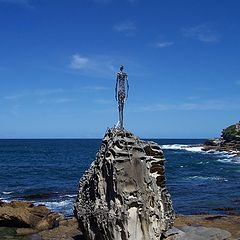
{"left": 69, "top": 53, "right": 117, "bottom": 77}
{"left": 90, "top": 0, "right": 111, "bottom": 3}
{"left": 4, "top": 88, "right": 64, "bottom": 100}
{"left": 113, "top": 20, "right": 136, "bottom": 36}
{"left": 39, "top": 98, "right": 76, "bottom": 104}
{"left": 0, "top": 0, "right": 32, "bottom": 7}
{"left": 137, "top": 100, "right": 240, "bottom": 112}
{"left": 94, "top": 99, "right": 112, "bottom": 104}
{"left": 182, "top": 24, "right": 220, "bottom": 43}
{"left": 3, "top": 86, "right": 108, "bottom": 103}
{"left": 91, "top": 0, "right": 138, "bottom": 4}
{"left": 236, "top": 80, "right": 240, "bottom": 85}
{"left": 155, "top": 41, "right": 174, "bottom": 48}
{"left": 83, "top": 86, "right": 108, "bottom": 91}
{"left": 69, "top": 54, "right": 89, "bottom": 70}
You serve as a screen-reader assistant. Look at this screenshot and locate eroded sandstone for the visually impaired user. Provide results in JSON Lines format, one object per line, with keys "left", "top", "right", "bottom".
{"left": 74, "top": 128, "right": 175, "bottom": 240}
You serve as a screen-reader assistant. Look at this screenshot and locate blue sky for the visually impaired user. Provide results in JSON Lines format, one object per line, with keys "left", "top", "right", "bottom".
{"left": 0, "top": 0, "right": 240, "bottom": 138}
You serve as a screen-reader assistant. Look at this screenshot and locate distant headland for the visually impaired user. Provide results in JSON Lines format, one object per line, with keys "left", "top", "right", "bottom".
{"left": 203, "top": 121, "right": 240, "bottom": 155}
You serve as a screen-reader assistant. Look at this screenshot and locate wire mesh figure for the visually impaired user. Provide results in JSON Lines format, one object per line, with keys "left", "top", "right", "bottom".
{"left": 115, "top": 65, "right": 129, "bottom": 130}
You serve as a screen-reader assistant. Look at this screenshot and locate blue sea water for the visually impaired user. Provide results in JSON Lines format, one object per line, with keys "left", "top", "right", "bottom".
{"left": 0, "top": 138, "right": 239, "bottom": 216}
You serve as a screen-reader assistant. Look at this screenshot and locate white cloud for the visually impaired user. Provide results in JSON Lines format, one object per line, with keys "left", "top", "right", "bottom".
{"left": 127, "top": 0, "right": 138, "bottom": 3}
{"left": 4, "top": 88, "right": 64, "bottom": 100}
{"left": 69, "top": 54, "right": 89, "bottom": 70}
{"left": 95, "top": 99, "right": 112, "bottom": 104}
{"left": 83, "top": 86, "right": 108, "bottom": 91}
{"left": 39, "top": 98, "right": 76, "bottom": 104}
{"left": 91, "top": 0, "right": 111, "bottom": 3}
{"left": 4, "top": 87, "right": 108, "bottom": 103}
{"left": 0, "top": 0, "right": 32, "bottom": 7}
{"left": 113, "top": 21, "right": 136, "bottom": 36}
{"left": 138, "top": 100, "right": 240, "bottom": 112}
{"left": 182, "top": 24, "right": 220, "bottom": 43}
{"left": 155, "top": 41, "right": 174, "bottom": 48}
{"left": 69, "top": 53, "right": 117, "bottom": 77}
{"left": 91, "top": 0, "right": 138, "bottom": 4}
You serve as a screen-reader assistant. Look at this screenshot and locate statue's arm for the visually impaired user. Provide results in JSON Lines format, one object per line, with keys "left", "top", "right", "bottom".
{"left": 126, "top": 75, "right": 129, "bottom": 99}
{"left": 115, "top": 75, "right": 118, "bottom": 101}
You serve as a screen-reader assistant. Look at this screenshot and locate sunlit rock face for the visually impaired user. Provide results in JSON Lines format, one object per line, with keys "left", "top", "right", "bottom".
{"left": 74, "top": 128, "right": 175, "bottom": 240}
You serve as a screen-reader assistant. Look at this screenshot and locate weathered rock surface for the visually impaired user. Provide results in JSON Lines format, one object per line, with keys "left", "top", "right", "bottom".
{"left": 0, "top": 201, "right": 63, "bottom": 230}
{"left": 174, "top": 214, "right": 240, "bottom": 239}
{"left": 39, "top": 218, "right": 82, "bottom": 240}
{"left": 163, "top": 226, "right": 232, "bottom": 240}
{"left": 203, "top": 122, "right": 240, "bottom": 155}
{"left": 74, "top": 128, "right": 175, "bottom": 240}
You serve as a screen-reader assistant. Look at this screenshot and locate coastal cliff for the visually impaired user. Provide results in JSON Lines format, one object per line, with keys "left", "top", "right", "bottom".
{"left": 203, "top": 122, "right": 240, "bottom": 154}
{"left": 74, "top": 128, "right": 175, "bottom": 240}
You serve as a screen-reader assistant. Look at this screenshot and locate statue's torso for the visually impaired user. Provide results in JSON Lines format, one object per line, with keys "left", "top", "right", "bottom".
{"left": 117, "top": 72, "right": 127, "bottom": 92}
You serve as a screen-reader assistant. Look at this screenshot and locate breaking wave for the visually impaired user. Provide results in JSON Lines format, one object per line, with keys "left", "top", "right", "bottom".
{"left": 35, "top": 199, "right": 74, "bottom": 216}
{"left": 187, "top": 176, "right": 228, "bottom": 181}
{"left": 162, "top": 144, "right": 240, "bottom": 164}
{"left": 161, "top": 144, "right": 203, "bottom": 152}
{"left": 2, "top": 191, "right": 13, "bottom": 195}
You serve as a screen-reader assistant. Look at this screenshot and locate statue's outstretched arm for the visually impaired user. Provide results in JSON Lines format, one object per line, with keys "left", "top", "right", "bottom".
{"left": 115, "top": 76, "right": 118, "bottom": 101}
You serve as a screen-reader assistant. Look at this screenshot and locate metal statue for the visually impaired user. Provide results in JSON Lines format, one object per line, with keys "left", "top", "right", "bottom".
{"left": 115, "top": 65, "right": 129, "bottom": 130}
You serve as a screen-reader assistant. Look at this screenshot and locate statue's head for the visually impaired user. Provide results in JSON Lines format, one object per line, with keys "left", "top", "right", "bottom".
{"left": 120, "top": 65, "right": 124, "bottom": 71}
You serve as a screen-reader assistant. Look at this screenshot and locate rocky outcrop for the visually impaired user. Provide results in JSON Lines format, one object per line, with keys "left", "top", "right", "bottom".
{"left": 0, "top": 201, "right": 82, "bottom": 240}
{"left": 74, "top": 128, "right": 175, "bottom": 240}
{"left": 164, "top": 226, "right": 231, "bottom": 240}
{"left": 203, "top": 122, "right": 240, "bottom": 154}
{"left": 0, "top": 201, "right": 63, "bottom": 230}
{"left": 173, "top": 214, "right": 239, "bottom": 239}
{"left": 39, "top": 218, "right": 81, "bottom": 240}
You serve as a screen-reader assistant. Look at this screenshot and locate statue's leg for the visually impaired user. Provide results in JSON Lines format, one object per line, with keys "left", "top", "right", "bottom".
{"left": 120, "top": 102, "right": 124, "bottom": 129}
{"left": 118, "top": 101, "right": 121, "bottom": 127}
{"left": 118, "top": 101, "right": 123, "bottom": 129}
{"left": 118, "top": 91, "right": 125, "bottom": 130}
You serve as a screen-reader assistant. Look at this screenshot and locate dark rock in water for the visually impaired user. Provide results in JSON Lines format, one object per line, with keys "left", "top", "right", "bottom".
{"left": 0, "top": 201, "right": 64, "bottom": 230}
{"left": 20, "top": 192, "right": 60, "bottom": 200}
{"left": 74, "top": 128, "right": 175, "bottom": 240}
{"left": 203, "top": 122, "right": 240, "bottom": 154}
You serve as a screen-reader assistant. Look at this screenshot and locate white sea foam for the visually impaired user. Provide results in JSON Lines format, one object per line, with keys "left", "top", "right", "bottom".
{"left": 35, "top": 199, "right": 74, "bottom": 213}
{"left": 161, "top": 144, "right": 203, "bottom": 153}
{"left": 0, "top": 199, "right": 11, "bottom": 203}
{"left": 188, "top": 176, "right": 228, "bottom": 181}
{"left": 38, "top": 199, "right": 74, "bottom": 216}
{"left": 217, "top": 157, "right": 240, "bottom": 164}
{"left": 2, "top": 191, "right": 13, "bottom": 195}
{"left": 208, "top": 150, "right": 240, "bottom": 164}
{"left": 162, "top": 144, "right": 240, "bottom": 164}
{"left": 62, "top": 194, "right": 77, "bottom": 198}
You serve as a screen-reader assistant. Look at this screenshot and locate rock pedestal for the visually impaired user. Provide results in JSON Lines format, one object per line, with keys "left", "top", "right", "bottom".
{"left": 74, "top": 128, "right": 175, "bottom": 240}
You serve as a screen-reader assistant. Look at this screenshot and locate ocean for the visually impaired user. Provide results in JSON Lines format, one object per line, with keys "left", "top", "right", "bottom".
{"left": 0, "top": 138, "right": 239, "bottom": 216}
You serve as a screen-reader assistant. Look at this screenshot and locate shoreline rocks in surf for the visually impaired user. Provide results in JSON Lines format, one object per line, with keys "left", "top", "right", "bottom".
{"left": 0, "top": 200, "right": 239, "bottom": 239}
{"left": 203, "top": 122, "right": 240, "bottom": 155}
{"left": 0, "top": 201, "right": 64, "bottom": 230}
{"left": 0, "top": 200, "right": 82, "bottom": 239}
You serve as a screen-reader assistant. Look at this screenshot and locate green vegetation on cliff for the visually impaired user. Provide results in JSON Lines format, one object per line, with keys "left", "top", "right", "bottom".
{"left": 221, "top": 123, "right": 240, "bottom": 141}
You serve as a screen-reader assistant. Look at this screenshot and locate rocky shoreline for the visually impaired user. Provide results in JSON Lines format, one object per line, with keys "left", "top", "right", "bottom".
{"left": 0, "top": 201, "right": 239, "bottom": 240}
{"left": 202, "top": 122, "right": 240, "bottom": 156}
{"left": 2, "top": 125, "right": 240, "bottom": 240}
{"left": 0, "top": 201, "right": 81, "bottom": 240}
